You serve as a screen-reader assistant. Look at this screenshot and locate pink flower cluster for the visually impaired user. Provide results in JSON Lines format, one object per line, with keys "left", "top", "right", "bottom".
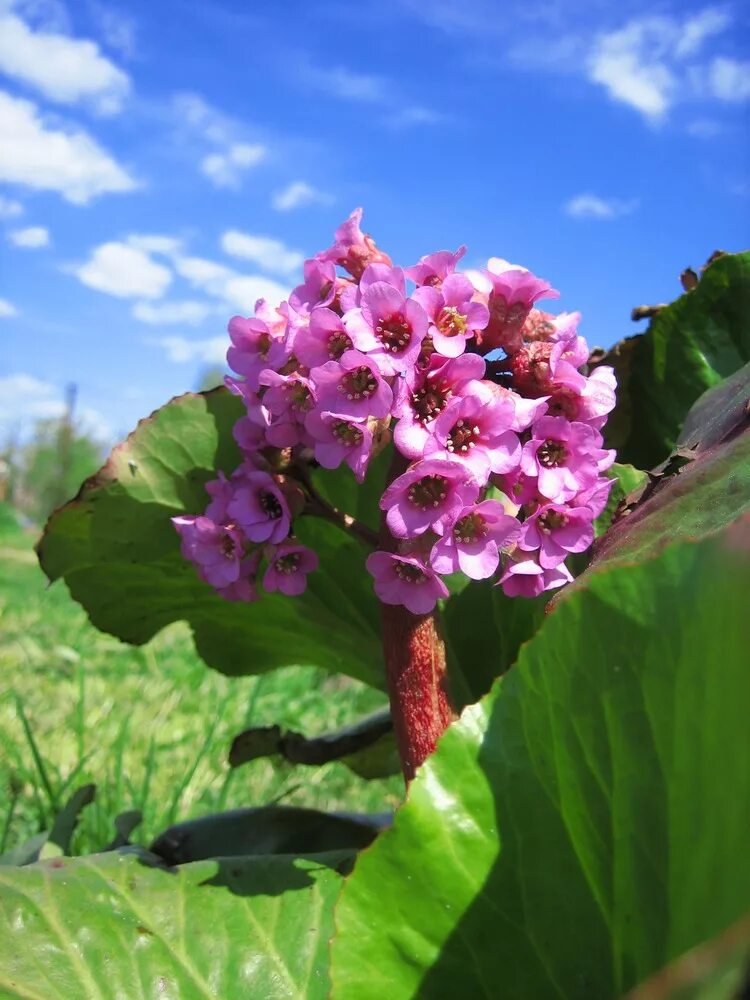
{"left": 174, "top": 209, "right": 616, "bottom": 614}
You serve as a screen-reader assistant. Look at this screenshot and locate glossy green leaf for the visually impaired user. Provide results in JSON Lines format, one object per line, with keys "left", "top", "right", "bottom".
{"left": 626, "top": 914, "right": 750, "bottom": 1000}
{"left": 0, "top": 848, "right": 351, "bottom": 999}
{"left": 595, "top": 252, "right": 750, "bottom": 468}
{"left": 331, "top": 527, "right": 750, "bottom": 999}
{"left": 37, "top": 389, "right": 385, "bottom": 689}
{"left": 580, "top": 429, "right": 750, "bottom": 586}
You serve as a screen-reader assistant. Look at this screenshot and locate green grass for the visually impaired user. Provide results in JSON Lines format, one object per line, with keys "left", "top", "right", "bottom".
{"left": 0, "top": 504, "right": 401, "bottom": 857}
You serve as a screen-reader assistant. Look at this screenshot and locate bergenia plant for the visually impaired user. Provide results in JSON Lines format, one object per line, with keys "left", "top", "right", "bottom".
{"left": 173, "top": 209, "right": 617, "bottom": 778}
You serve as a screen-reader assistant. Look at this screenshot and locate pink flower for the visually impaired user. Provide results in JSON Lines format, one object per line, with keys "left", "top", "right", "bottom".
{"left": 228, "top": 471, "right": 291, "bottom": 544}
{"left": 263, "top": 542, "right": 319, "bottom": 596}
{"left": 404, "top": 246, "right": 466, "bottom": 287}
{"left": 574, "top": 476, "right": 615, "bottom": 518}
{"left": 474, "top": 260, "right": 558, "bottom": 356}
{"left": 426, "top": 393, "right": 520, "bottom": 481}
{"left": 344, "top": 282, "right": 428, "bottom": 375}
{"left": 226, "top": 315, "right": 287, "bottom": 390}
{"left": 413, "top": 274, "right": 490, "bottom": 358}
{"left": 498, "top": 554, "right": 573, "bottom": 598}
{"left": 521, "top": 416, "right": 607, "bottom": 503}
{"left": 258, "top": 369, "right": 315, "bottom": 448}
{"left": 430, "top": 500, "right": 520, "bottom": 579}
{"left": 380, "top": 458, "right": 480, "bottom": 538}
{"left": 204, "top": 472, "right": 234, "bottom": 522}
{"left": 293, "top": 307, "right": 354, "bottom": 369}
{"left": 289, "top": 259, "right": 336, "bottom": 313}
{"left": 305, "top": 410, "right": 373, "bottom": 482}
{"left": 393, "top": 353, "right": 485, "bottom": 459}
{"left": 309, "top": 349, "right": 393, "bottom": 421}
{"left": 217, "top": 552, "right": 261, "bottom": 602}
{"left": 172, "top": 515, "right": 245, "bottom": 589}
{"left": 317, "top": 208, "right": 392, "bottom": 280}
{"left": 519, "top": 504, "right": 595, "bottom": 568}
{"left": 366, "top": 551, "right": 449, "bottom": 614}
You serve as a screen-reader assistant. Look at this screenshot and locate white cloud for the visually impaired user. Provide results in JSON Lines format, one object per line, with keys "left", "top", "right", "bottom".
{"left": 0, "top": 194, "right": 23, "bottom": 218}
{"left": 272, "top": 180, "right": 332, "bottom": 212}
{"left": 564, "top": 194, "right": 638, "bottom": 220}
{"left": 0, "top": 10, "right": 130, "bottom": 114}
{"left": 173, "top": 92, "right": 268, "bottom": 189}
{"left": 586, "top": 10, "right": 737, "bottom": 120}
{"left": 175, "top": 253, "right": 289, "bottom": 312}
{"left": 299, "top": 62, "right": 389, "bottom": 103}
{"left": 126, "top": 233, "right": 184, "bottom": 256}
{"left": 72, "top": 241, "right": 172, "bottom": 299}
{"left": 87, "top": 1, "right": 137, "bottom": 60}
{"left": 587, "top": 21, "right": 675, "bottom": 118}
{"left": 707, "top": 57, "right": 750, "bottom": 102}
{"left": 220, "top": 230, "right": 304, "bottom": 277}
{"left": 0, "top": 297, "right": 19, "bottom": 317}
{"left": 200, "top": 143, "right": 266, "bottom": 189}
{"left": 223, "top": 275, "right": 289, "bottom": 312}
{"left": 0, "top": 90, "right": 137, "bottom": 203}
{"left": 133, "top": 300, "right": 214, "bottom": 326}
{"left": 8, "top": 224, "right": 49, "bottom": 248}
{"left": 148, "top": 336, "right": 227, "bottom": 365}
{"left": 673, "top": 8, "right": 730, "bottom": 59}
{"left": 686, "top": 118, "right": 723, "bottom": 138}
{"left": 0, "top": 372, "right": 111, "bottom": 437}
{"left": 0, "top": 374, "right": 66, "bottom": 424}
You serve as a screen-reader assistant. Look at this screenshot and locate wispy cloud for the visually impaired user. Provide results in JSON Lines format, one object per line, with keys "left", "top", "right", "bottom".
{"left": 0, "top": 89, "right": 137, "bottom": 204}
{"left": 201, "top": 143, "right": 266, "bottom": 189}
{"left": 220, "top": 230, "right": 304, "bottom": 277}
{"left": 563, "top": 193, "right": 638, "bottom": 220}
{"left": 0, "top": 297, "right": 19, "bottom": 317}
{"left": 8, "top": 224, "right": 49, "bottom": 248}
{"left": 172, "top": 91, "right": 269, "bottom": 189}
{"left": 272, "top": 180, "right": 332, "bottom": 212}
{"left": 0, "top": 194, "right": 23, "bottom": 218}
{"left": 0, "top": 8, "right": 131, "bottom": 114}
{"left": 146, "top": 336, "right": 227, "bottom": 365}
{"left": 132, "top": 300, "right": 215, "bottom": 326}
{"left": 294, "top": 55, "right": 441, "bottom": 127}
{"left": 586, "top": 8, "right": 740, "bottom": 121}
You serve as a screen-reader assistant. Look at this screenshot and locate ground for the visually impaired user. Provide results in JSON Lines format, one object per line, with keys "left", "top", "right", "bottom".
{"left": 0, "top": 504, "right": 400, "bottom": 857}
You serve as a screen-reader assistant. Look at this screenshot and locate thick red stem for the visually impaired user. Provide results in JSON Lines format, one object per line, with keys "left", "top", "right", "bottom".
{"left": 381, "top": 602, "right": 456, "bottom": 782}
{"left": 379, "top": 452, "right": 457, "bottom": 782}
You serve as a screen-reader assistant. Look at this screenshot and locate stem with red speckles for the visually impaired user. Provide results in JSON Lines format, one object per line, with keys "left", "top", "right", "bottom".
{"left": 379, "top": 452, "right": 457, "bottom": 782}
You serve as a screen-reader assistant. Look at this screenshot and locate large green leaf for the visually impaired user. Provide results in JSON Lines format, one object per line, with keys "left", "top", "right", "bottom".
{"left": 0, "top": 848, "right": 351, "bottom": 999}
{"left": 37, "top": 389, "right": 385, "bottom": 688}
{"left": 330, "top": 526, "right": 750, "bottom": 998}
{"left": 595, "top": 252, "right": 750, "bottom": 469}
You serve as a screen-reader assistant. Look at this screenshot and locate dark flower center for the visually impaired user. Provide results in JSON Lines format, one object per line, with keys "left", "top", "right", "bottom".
{"left": 411, "top": 379, "right": 449, "bottom": 423}
{"left": 259, "top": 490, "right": 283, "bottom": 519}
{"left": 275, "top": 552, "right": 300, "bottom": 574}
{"left": 327, "top": 330, "right": 353, "bottom": 360}
{"left": 331, "top": 420, "right": 364, "bottom": 447}
{"left": 287, "top": 381, "right": 312, "bottom": 410}
{"left": 394, "top": 561, "right": 427, "bottom": 585}
{"left": 491, "top": 294, "right": 528, "bottom": 331}
{"left": 375, "top": 311, "right": 412, "bottom": 353}
{"left": 339, "top": 365, "right": 377, "bottom": 400}
{"left": 538, "top": 509, "right": 567, "bottom": 533}
{"left": 437, "top": 306, "right": 467, "bottom": 339}
{"left": 408, "top": 474, "right": 449, "bottom": 510}
{"left": 447, "top": 418, "right": 480, "bottom": 454}
{"left": 453, "top": 512, "right": 486, "bottom": 544}
{"left": 546, "top": 389, "right": 579, "bottom": 420}
{"left": 220, "top": 533, "right": 238, "bottom": 559}
{"left": 538, "top": 440, "right": 567, "bottom": 468}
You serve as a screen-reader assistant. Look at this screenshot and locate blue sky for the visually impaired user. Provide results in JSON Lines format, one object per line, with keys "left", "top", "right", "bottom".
{"left": 1, "top": 0, "right": 748, "bottom": 443}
